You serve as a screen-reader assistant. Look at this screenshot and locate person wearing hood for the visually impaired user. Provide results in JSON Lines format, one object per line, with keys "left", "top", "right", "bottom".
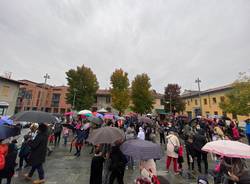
{"left": 137, "top": 127, "right": 145, "bottom": 140}
{"left": 193, "top": 128, "right": 208, "bottom": 174}
{"left": 24, "top": 123, "right": 49, "bottom": 184}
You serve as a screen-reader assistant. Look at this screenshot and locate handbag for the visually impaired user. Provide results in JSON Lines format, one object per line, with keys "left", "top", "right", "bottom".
{"left": 169, "top": 138, "right": 179, "bottom": 154}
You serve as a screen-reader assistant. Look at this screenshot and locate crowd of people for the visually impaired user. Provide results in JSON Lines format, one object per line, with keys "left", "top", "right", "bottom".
{"left": 0, "top": 112, "right": 250, "bottom": 184}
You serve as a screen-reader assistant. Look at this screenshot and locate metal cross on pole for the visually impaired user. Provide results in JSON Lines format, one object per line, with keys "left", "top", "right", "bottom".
{"left": 195, "top": 77, "right": 202, "bottom": 116}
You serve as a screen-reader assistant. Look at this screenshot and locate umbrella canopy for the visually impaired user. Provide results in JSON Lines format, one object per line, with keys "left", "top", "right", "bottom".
{"left": 139, "top": 117, "right": 153, "bottom": 124}
{"left": 11, "top": 111, "right": 58, "bottom": 124}
{"left": 87, "top": 116, "right": 103, "bottom": 125}
{"left": 64, "top": 112, "right": 74, "bottom": 116}
{"left": 83, "top": 123, "right": 91, "bottom": 130}
{"left": 97, "top": 108, "right": 108, "bottom": 113}
{"left": 120, "top": 139, "right": 163, "bottom": 160}
{"left": 62, "top": 123, "right": 75, "bottom": 130}
{"left": 78, "top": 110, "right": 92, "bottom": 115}
{"left": 0, "top": 116, "right": 13, "bottom": 125}
{"left": 0, "top": 125, "right": 21, "bottom": 140}
{"left": 104, "top": 114, "right": 114, "bottom": 120}
{"left": 202, "top": 140, "right": 250, "bottom": 159}
{"left": 87, "top": 127, "right": 125, "bottom": 144}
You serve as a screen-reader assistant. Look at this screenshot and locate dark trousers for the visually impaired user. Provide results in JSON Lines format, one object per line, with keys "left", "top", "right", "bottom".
{"left": 247, "top": 134, "right": 250, "bottom": 145}
{"left": 160, "top": 133, "right": 165, "bottom": 144}
{"left": 196, "top": 151, "right": 208, "bottom": 173}
{"left": 19, "top": 155, "right": 29, "bottom": 168}
{"left": 186, "top": 152, "right": 194, "bottom": 170}
{"left": 54, "top": 133, "right": 61, "bottom": 146}
{"left": 109, "top": 169, "right": 125, "bottom": 184}
{"left": 28, "top": 164, "right": 44, "bottom": 180}
{"left": 0, "top": 178, "right": 11, "bottom": 184}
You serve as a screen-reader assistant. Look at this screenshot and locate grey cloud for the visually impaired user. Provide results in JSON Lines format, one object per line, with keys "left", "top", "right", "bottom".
{"left": 0, "top": 0, "right": 250, "bottom": 92}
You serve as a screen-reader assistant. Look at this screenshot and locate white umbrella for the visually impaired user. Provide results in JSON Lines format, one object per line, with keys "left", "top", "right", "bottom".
{"left": 78, "top": 110, "right": 92, "bottom": 115}
{"left": 97, "top": 108, "right": 108, "bottom": 113}
{"left": 202, "top": 140, "right": 250, "bottom": 159}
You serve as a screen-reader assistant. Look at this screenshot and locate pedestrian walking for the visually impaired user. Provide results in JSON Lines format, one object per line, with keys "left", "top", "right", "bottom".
{"left": 158, "top": 124, "right": 165, "bottom": 145}
{"left": 166, "top": 131, "right": 180, "bottom": 174}
{"left": 24, "top": 123, "right": 49, "bottom": 184}
{"left": 185, "top": 135, "right": 195, "bottom": 170}
{"left": 177, "top": 144, "right": 184, "bottom": 172}
{"left": 62, "top": 127, "right": 69, "bottom": 146}
{"left": 193, "top": 129, "right": 208, "bottom": 174}
{"left": 53, "top": 122, "right": 62, "bottom": 146}
{"left": 16, "top": 135, "right": 30, "bottom": 171}
{"left": 109, "top": 145, "right": 127, "bottom": 184}
{"left": 89, "top": 145, "right": 105, "bottom": 184}
{"left": 137, "top": 127, "right": 145, "bottom": 140}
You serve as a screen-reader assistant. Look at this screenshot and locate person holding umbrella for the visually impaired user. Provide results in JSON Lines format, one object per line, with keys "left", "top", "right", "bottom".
{"left": 24, "top": 123, "right": 49, "bottom": 184}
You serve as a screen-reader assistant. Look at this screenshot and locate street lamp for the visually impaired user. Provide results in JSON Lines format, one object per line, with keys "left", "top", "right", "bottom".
{"left": 195, "top": 77, "right": 202, "bottom": 116}
{"left": 41, "top": 73, "right": 50, "bottom": 111}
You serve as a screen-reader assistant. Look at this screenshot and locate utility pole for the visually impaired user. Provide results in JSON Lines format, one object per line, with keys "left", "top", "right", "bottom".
{"left": 195, "top": 77, "right": 202, "bottom": 116}
{"left": 41, "top": 73, "right": 50, "bottom": 111}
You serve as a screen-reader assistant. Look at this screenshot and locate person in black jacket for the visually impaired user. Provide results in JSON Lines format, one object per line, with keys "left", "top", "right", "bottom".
{"left": 24, "top": 123, "right": 48, "bottom": 184}
{"left": 109, "top": 145, "right": 127, "bottom": 184}
{"left": 193, "top": 129, "right": 208, "bottom": 174}
{"left": 0, "top": 142, "right": 18, "bottom": 184}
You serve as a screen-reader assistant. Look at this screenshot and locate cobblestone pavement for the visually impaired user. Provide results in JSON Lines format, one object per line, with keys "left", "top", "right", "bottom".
{"left": 10, "top": 131, "right": 219, "bottom": 184}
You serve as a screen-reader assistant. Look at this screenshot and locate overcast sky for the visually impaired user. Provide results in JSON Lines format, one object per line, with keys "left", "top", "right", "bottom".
{"left": 1, "top": 0, "right": 250, "bottom": 93}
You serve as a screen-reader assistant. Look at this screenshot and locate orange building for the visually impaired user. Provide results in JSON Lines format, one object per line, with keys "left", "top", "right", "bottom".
{"left": 16, "top": 80, "right": 71, "bottom": 114}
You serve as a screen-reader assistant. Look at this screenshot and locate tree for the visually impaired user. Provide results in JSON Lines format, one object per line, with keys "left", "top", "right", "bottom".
{"left": 66, "top": 65, "right": 99, "bottom": 111}
{"left": 220, "top": 73, "right": 250, "bottom": 116}
{"left": 110, "top": 69, "right": 130, "bottom": 114}
{"left": 131, "top": 73, "right": 154, "bottom": 114}
{"left": 164, "top": 84, "right": 185, "bottom": 113}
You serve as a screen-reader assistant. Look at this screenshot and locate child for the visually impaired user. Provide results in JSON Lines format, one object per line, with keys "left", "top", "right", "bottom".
{"left": 62, "top": 127, "right": 69, "bottom": 146}
{"left": 17, "top": 135, "right": 31, "bottom": 171}
{"left": 89, "top": 145, "right": 105, "bottom": 184}
{"left": 178, "top": 144, "right": 184, "bottom": 173}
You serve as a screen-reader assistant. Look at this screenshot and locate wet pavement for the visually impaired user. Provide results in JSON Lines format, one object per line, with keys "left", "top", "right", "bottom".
{"left": 10, "top": 132, "right": 217, "bottom": 184}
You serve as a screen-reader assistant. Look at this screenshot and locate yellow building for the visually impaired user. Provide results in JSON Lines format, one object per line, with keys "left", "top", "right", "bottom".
{"left": 181, "top": 84, "right": 250, "bottom": 121}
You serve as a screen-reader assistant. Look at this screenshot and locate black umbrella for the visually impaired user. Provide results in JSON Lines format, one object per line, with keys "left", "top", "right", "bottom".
{"left": 62, "top": 123, "right": 75, "bottom": 130}
{"left": 0, "top": 125, "right": 21, "bottom": 140}
{"left": 11, "top": 111, "right": 58, "bottom": 124}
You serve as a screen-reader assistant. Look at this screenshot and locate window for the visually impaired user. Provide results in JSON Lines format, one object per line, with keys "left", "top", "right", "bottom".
{"left": 187, "top": 100, "right": 190, "bottom": 106}
{"left": 220, "top": 96, "right": 225, "bottom": 102}
{"left": 204, "top": 98, "right": 207, "bottom": 105}
{"left": 106, "top": 96, "right": 111, "bottom": 103}
{"left": 37, "top": 91, "right": 41, "bottom": 99}
{"left": 214, "top": 111, "right": 218, "bottom": 115}
{"left": 212, "top": 97, "right": 217, "bottom": 104}
{"left": 195, "top": 99, "right": 198, "bottom": 105}
{"left": 51, "top": 93, "right": 60, "bottom": 107}
{"left": 1, "top": 86, "right": 10, "bottom": 97}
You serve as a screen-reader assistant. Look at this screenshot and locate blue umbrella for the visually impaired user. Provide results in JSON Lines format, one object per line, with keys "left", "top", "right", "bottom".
{"left": 120, "top": 139, "right": 163, "bottom": 160}
{"left": 0, "top": 125, "right": 21, "bottom": 140}
{"left": 0, "top": 116, "right": 13, "bottom": 126}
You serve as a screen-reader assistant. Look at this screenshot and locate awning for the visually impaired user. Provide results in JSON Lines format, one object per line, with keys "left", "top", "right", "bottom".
{"left": 155, "top": 109, "right": 167, "bottom": 115}
{"left": 0, "top": 102, "right": 9, "bottom": 107}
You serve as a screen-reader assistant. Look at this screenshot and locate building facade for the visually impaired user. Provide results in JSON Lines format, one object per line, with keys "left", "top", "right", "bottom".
{"left": 0, "top": 76, "right": 23, "bottom": 116}
{"left": 16, "top": 80, "right": 71, "bottom": 114}
{"left": 181, "top": 84, "right": 250, "bottom": 121}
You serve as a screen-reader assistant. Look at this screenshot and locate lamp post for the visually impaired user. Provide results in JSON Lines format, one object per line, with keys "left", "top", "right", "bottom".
{"left": 42, "top": 73, "right": 50, "bottom": 111}
{"left": 195, "top": 77, "right": 202, "bottom": 116}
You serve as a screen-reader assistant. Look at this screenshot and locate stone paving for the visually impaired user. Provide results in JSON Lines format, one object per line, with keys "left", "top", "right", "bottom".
{"left": 10, "top": 141, "right": 215, "bottom": 184}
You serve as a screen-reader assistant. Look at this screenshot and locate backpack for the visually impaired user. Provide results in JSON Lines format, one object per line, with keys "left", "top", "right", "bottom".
{"left": 0, "top": 144, "right": 8, "bottom": 170}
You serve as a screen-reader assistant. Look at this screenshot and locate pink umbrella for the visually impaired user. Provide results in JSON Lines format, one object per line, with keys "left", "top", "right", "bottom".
{"left": 104, "top": 114, "right": 114, "bottom": 120}
{"left": 64, "top": 112, "right": 74, "bottom": 116}
{"left": 202, "top": 140, "right": 250, "bottom": 159}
